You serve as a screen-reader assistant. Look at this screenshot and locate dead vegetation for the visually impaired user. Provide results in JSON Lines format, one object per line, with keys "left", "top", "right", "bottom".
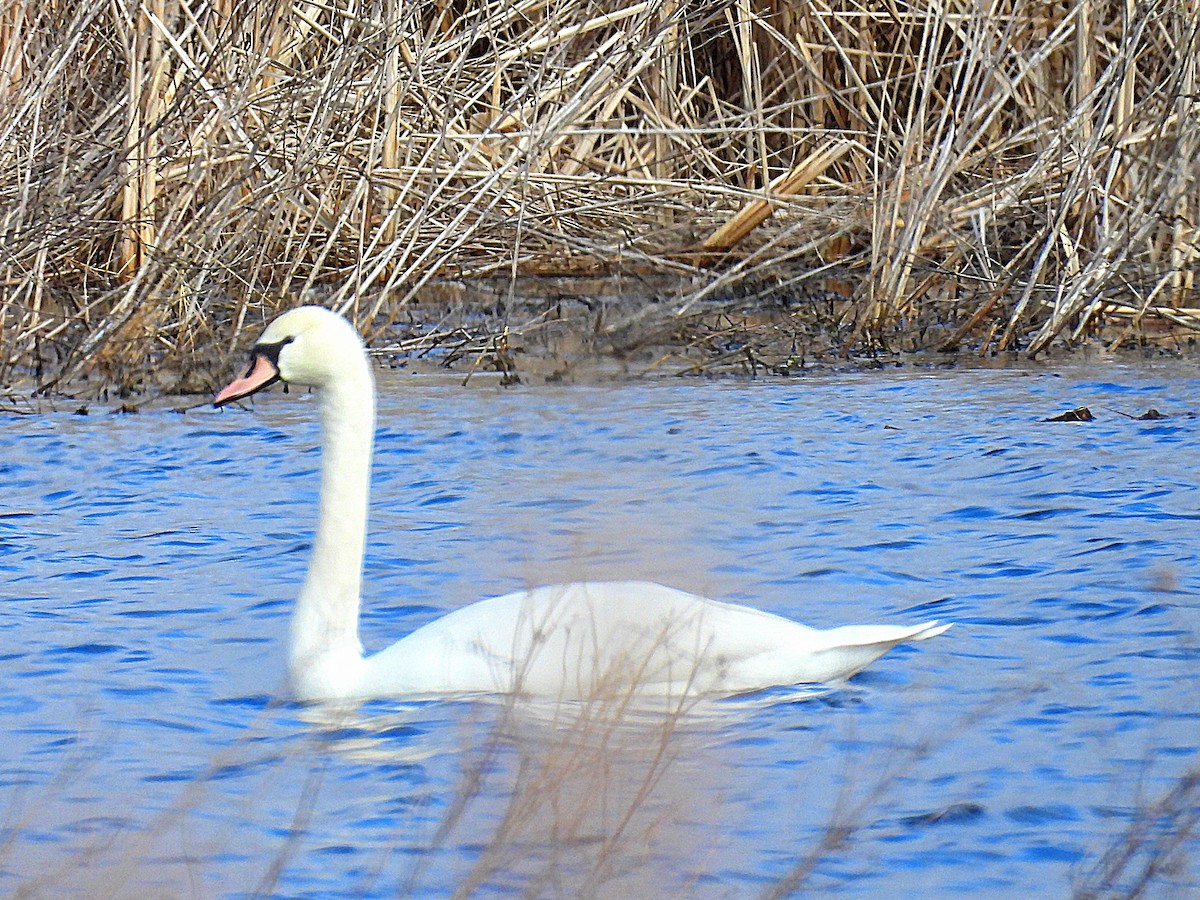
{"left": 1074, "top": 763, "right": 1200, "bottom": 898}
{"left": 0, "top": 0, "right": 1197, "bottom": 392}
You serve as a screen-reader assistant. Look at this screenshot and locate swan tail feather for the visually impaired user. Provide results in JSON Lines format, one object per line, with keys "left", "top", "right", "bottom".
{"left": 821, "top": 620, "right": 952, "bottom": 648}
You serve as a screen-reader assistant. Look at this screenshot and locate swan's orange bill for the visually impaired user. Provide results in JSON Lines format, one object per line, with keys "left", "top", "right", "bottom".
{"left": 214, "top": 354, "right": 280, "bottom": 407}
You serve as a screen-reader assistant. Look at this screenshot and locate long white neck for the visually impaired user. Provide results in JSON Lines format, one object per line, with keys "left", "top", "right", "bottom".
{"left": 289, "top": 353, "right": 375, "bottom": 695}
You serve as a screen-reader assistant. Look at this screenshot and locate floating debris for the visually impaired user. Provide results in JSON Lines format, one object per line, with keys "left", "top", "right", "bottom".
{"left": 901, "top": 801, "right": 987, "bottom": 828}
{"left": 1045, "top": 406, "right": 1094, "bottom": 422}
{"left": 1108, "top": 407, "right": 1170, "bottom": 420}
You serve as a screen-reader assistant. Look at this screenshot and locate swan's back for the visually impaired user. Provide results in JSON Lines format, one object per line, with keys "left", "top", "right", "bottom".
{"left": 360, "top": 581, "right": 948, "bottom": 699}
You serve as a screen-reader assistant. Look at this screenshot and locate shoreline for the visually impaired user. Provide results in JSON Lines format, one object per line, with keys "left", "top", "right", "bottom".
{"left": 4, "top": 274, "right": 1198, "bottom": 412}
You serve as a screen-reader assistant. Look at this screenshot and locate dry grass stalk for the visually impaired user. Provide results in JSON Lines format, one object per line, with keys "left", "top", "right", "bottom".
{"left": 1075, "top": 763, "right": 1200, "bottom": 899}
{"left": 702, "top": 139, "right": 851, "bottom": 252}
{"left": 0, "top": 0, "right": 1196, "bottom": 390}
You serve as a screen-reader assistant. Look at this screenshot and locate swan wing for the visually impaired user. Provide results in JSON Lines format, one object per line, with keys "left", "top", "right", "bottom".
{"left": 359, "top": 582, "right": 948, "bottom": 698}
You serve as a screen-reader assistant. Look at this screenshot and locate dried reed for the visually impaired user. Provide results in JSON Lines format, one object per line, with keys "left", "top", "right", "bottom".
{"left": 0, "top": 0, "right": 1196, "bottom": 389}
{"left": 1074, "top": 763, "right": 1200, "bottom": 899}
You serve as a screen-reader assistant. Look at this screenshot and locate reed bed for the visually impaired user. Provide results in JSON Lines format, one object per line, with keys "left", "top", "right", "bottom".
{"left": 0, "top": 0, "right": 1197, "bottom": 391}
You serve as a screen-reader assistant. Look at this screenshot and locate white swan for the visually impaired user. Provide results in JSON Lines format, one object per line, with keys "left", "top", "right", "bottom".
{"left": 215, "top": 306, "right": 950, "bottom": 702}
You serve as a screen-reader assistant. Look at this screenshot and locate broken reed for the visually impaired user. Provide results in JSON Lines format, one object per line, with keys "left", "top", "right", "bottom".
{"left": 0, "top": 0, "right": 1197, "bottom": 388}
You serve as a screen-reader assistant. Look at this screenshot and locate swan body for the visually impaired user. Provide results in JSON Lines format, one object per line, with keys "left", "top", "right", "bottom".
{"left": 216, "top": 306, "right": 950, "bottom": 702}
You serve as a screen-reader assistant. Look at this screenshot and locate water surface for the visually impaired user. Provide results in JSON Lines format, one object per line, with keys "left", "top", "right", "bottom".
{"left": 3, "top": 362, "right": 1199, "bottom": 896}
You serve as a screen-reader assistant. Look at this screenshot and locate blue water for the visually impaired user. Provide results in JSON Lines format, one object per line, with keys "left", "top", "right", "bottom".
{"left": 3, "top": 363, "right": 1199, "bottom": 896}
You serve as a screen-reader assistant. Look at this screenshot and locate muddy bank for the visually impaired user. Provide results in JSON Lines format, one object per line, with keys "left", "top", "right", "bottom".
{"left": 365, "top": 274, "right": 1200, "bottom": 385}
{"left": 4, "top": 272, "right": 1198, "bottom": 410}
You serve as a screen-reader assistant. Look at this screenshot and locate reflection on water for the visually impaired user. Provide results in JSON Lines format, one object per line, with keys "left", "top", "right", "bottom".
{"left": 3, "top": 363, "right": 1199, "bottom": 895}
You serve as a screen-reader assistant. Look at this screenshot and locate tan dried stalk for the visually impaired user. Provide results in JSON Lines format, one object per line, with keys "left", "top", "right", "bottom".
{"left": 0, "top": 0, "right": 1196, "bottom": 389}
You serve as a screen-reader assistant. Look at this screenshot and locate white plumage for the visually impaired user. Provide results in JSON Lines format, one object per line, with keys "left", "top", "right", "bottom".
{"left": 216, "top": 306, "right": 950, "bottom": 702}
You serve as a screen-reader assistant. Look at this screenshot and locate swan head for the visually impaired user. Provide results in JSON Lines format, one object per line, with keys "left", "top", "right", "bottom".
{"left": 214, "top": 306, "right": 366, "bottom": 407}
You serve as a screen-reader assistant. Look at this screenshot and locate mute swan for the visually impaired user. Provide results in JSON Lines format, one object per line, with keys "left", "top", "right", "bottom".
{"left": 215, "top": 306, "right": 950, "bottom": 702}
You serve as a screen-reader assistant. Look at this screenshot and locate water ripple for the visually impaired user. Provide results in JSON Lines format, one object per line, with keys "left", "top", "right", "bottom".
{"left": 2, "top": 367, "right": 1199, "bottom": 896}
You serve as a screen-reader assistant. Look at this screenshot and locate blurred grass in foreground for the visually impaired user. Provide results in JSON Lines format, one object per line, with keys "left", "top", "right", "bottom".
{"left": 5, "top": 686, "right": 1196, "bottom": 896}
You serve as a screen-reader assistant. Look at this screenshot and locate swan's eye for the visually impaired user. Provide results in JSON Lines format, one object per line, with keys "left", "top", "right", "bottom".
{"left": 254, "top": 334, "right": 295, "bottom": 367}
